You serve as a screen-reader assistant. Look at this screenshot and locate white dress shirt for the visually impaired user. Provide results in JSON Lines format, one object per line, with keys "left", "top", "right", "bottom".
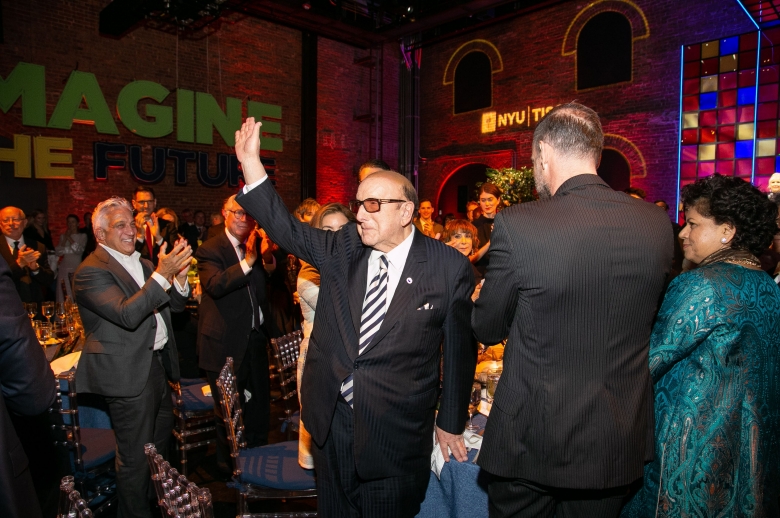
{"left": 100, "top": 244, "right": 190, "bottom": 350}
{"left": 223, "top": 227, "right": 264, "bottom": 327}
{"left": 5, "top": 234, "right": 24, "bottom": 253}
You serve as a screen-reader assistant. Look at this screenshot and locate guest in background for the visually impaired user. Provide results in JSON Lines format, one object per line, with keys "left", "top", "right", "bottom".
{"left": 55, "top": 214, "right": 87, "bottom": 301}
{"left": 655, "top": 199, "right": 684, "bottom": 279}
{"left": 0, "top": 256, "right": 57, "bottom": 518}
{"left": 413, "top": 199, "right": 444, "bottom": 239}
{"left": 624, "top": 187, "right": 647, "bottom": 200}
{"left": 178, "top": 208, "right": 200, "bottom": 252}
{"left": 442, "top": 219, "right": 483, "bottom": 299}
{"left": 768, "top": 172, "right": 780, "bottom": 201}
{"left": 622, "top": 175, "right": 780, "bottom": 518}
{"left": 0, "top": 206, "right": 54, "bottom": 304}
{"left": 74, "top": 197, "right": 192, "bottom": 518}
{"left": 295, "top": 198, "right": 321, "bottom": 224}
{"left": 472, "top": 183, "right": 503, "bottom": 275}
{"left": 196, "top": 195, "right": 277, "bottom": 472}
{"left": 80, "top": 211, "right": 97, "bottom": 260}
{"left": 23, "top": 209, "right": 54, "bottom": 252}
{"left": 473, "top": 103, "right": 672, "bottom": 517}
{"left": 206, "top": 212, "right": 224, "bottom": 241}
{"left": 296, "top": 203, "right": 356, "bottom": 469}
{"left": 465, "top": 201, "right": 479, "bottom": 222}
{"left": 132, "top": 186, "right": 179, "bottom": 266}
{"left": 156, "top": 208, "right": 180, "bottom": 233}
{"left": 358, "top": 158, "right": 392, "bottom": 182}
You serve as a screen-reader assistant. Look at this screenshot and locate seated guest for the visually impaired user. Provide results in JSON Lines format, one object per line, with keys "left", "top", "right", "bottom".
{"left": 622, "top": 174, "right": 780, "bottom": 517}
{"left": 413, "top": 199, "right": 444, "bottom": 239}
{"left": 0, "top": 206, "right": 54, "bottom": 303}
{"left": 73, "top": 197, "right": 192, "bottom": 518}
{"left": 296, "top": 202, "right": 356, "bottom": 469}
{"left": 55, "top": 213, "right": 87, "bottom": 301}
{"left": 0, "top": 255, "right": 56, "bottom": 518}
{"left": 196, "top": 195, "right": 276, "bottom": 471}
{"left": 132, "top": 186, "right": 179, "bottom": 266}
{"left": 442, "top": 219, "right": 483, "bottom": 299}
{"left": 206, "top": 211, "right": 224, "bottom": 240}
{"left": 23, "top": 209, "right": 55, "bottom": 252}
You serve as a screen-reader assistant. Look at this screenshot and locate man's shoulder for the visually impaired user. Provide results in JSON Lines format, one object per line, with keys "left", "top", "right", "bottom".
{"left": 195, "top": 232, "right": 227, "bottom": 257}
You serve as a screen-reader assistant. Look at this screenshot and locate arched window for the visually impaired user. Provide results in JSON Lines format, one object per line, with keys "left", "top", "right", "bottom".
{"left": 577, "top": 12, "right": 632, "bottom": 90}
{"left": 597, "top": 149, "right": 631, "bottom": 191}
{"left": 454, "top": 52, "right": 492, "bottom": 114}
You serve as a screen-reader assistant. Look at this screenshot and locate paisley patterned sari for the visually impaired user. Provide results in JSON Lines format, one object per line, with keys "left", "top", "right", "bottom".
{"left": 622, "top": 262, "right": 780, "bottom": 517}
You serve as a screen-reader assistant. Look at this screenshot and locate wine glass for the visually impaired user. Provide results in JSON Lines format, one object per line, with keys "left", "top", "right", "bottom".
{"left": 41, "top": 302, "right": 54, "bottom": 323}
{"left": 465, "top": 382, "right": 482, "bottom": 432}
{"left": 486, "top": 373, "right": 500, "bottom": 404}
{"left": 24, "top": 302, "right": 37, "bottom": 322}
{"left": 55, "top": 302, "right": 67, "bottom": 321}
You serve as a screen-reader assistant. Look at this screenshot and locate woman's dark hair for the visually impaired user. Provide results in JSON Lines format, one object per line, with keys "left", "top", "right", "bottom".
{"left": 442, "top": 219, "right": 480, "bottom": 250}
{"left": 310, "top": 203, "right": 356, "bottom": 230}
{"left": 477, "top": 183, "right": 502, "bottom": 199}
{"left": 681, "top": 174, "right": 778, "bottom": 256}
{"left": 66, "top": 214, "right": 79, "bottom": 224}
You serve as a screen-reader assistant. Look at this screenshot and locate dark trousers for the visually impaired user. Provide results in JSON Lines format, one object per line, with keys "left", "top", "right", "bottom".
{"left": 206, "top": 330, "right": 270, "bottom": 470}
{"left": 488, "top": 476, "right": 629, "bottom": 518}
{"left": 312, "top": 397, "right": 430, "bottom": 518}
{"left": 105, "top": 353, "right": 173, "bottom": 518}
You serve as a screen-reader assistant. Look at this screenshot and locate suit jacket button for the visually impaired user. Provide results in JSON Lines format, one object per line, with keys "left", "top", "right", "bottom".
{"left": 353, "top": 361, "right": 359, "bottom": 370}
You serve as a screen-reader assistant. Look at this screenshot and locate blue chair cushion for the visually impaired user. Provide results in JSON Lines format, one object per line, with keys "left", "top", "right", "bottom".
{"left": 79, "top": 428, "right": 116, "bottom": 470}
{"left": 238, "top": 441, "right": 316, "bottom": 490}
{"left": 179, "top": 378, "right": 207, "bottom": 387}
{"left": 176, "top": 383, "right": 214, "bottom": 412}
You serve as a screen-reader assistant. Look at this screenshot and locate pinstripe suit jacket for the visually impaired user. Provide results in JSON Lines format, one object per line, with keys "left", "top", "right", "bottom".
{"left": 237, "top": 181, "right": 477, "bottom": 479}
{"left": 473, "top": 174, "right": 673, "bottom": 489}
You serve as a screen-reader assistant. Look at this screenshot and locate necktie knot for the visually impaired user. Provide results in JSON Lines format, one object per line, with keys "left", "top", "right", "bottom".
{"left": 13, "top": 241, "right": 19, "bottom": 249}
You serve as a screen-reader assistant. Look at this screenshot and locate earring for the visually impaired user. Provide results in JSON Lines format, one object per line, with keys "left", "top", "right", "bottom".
{"left": 721, "top": 237, "right": 728, "bottom": 244}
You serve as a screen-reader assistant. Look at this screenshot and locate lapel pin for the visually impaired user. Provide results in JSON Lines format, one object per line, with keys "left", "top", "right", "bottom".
{"left": 406, "top": 277, "right": 413, "bottom": 284}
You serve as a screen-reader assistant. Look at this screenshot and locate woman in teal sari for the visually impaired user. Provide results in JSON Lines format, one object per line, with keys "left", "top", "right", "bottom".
{"left": 623, "top": 175, "right": 780, "bottom": 518}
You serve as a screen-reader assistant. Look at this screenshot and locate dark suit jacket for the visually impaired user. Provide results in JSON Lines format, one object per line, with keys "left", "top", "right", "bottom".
{"left": 195, "top": 229, "right": 273, "bottom": 372}
{"left": 472, "top": 174, "right": 673, "bottom": 489}
{"left": 207, "top": 223, "right": 224, "bottom": 241}
{"left": 0, "top": 256, "right": 56, "bottom": 518}
{"left": 73, "top": 245, "right": 185, "bottom": 398}
{"left": 237, "top": 180, "right": 477, "bottom": 479}
{"left": 0, "top": 239, "right": 54, "bottom": 304}
{"left": 179, "top": 223, "right": 200, "bottom": 253}
{"left": 135, "top": 218, "right": 179, "bottom": 266}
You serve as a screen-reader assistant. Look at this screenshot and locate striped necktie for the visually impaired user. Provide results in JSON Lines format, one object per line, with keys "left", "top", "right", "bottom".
{"left": 341, "top": 254, "right": 388, "bottom": 408}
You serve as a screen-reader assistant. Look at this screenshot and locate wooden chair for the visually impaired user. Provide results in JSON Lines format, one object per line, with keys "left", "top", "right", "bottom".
{"left": 145, "top": 443, "right": 214, "bottom": 518}
{"left": 171, "top": 378, "right": 216, "bottom": 476}
{"left": 216, "top": 357, "right": 317, "bottom": 518}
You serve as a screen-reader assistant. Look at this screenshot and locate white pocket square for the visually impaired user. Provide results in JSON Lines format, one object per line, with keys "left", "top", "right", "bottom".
{"left": 417, "top": 303, "right": 433, "bottom": 310}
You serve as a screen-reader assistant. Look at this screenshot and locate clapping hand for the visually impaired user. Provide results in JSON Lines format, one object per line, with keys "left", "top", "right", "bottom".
{"left": 16, "top": 245, "right": 41, "bottom": 271}
{"left": 156, "top": 238, "right": 192, "bottom": 282}
{"left": 245, "top": 230, "right": 259, "bottom": 267}
{"left": 149, "top": 213, "right": 162, "bottom": 242}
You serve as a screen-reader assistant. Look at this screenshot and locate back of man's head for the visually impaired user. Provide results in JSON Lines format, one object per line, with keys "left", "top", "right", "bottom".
{"left": 532, "top": 103, "right": 603, "bottom": 167}
{"left": 359, "top": 158, "right": 393, "bottom": 182}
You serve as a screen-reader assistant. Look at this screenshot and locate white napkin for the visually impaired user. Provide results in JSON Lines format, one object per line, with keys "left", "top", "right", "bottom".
{"left": 50, "top": 351, "right": 81, "bottom": 375}
{"left": 430, "top": 428, "right": 483, "bottom": 479}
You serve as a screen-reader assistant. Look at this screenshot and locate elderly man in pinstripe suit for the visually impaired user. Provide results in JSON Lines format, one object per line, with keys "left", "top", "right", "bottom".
{"left": 234, "top": 118, "right": 477, "bottom": 518}
{"left": 473, "top": 103, "right": 673, "bottom": 518}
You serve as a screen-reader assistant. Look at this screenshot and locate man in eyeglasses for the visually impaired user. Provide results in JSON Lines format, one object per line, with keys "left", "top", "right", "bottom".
{"left": 132, "top": 186, "right": 180, "bottom": 266}
{"left": 195, "top": 194, "right": 277, "bottom": 473}
{"left": 0, "top": 206, "right": 54, "bottom": 304}
{"left": 233, "top": 118, "right": 476, "bottom": 518}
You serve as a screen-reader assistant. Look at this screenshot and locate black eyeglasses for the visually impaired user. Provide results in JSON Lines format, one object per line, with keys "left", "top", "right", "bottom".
{"left": 225, "top": 209, "right": 253, "bottom": 221}
{"left": 349, "top": 198, "right": 407, "bottom": 214}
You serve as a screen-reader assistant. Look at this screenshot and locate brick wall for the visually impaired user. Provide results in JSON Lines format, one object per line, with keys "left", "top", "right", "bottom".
{"left": 418, "top": 0, "right": 755, "bottom": 212}
{"left": 0, "top": 0, "right": 400, "bottom": 238}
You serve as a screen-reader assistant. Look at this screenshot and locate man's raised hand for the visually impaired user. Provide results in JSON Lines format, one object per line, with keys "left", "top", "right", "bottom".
{"left": 234, "top": 117, "right": 267, "bottom": 185}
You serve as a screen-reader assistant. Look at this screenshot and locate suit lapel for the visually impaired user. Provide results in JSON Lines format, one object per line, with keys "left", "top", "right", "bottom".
{"left": 95, "top": 246, "right": 143, "bottom": 296}
{"left": 359, "top": 230, "right": 427, "bottom": 357}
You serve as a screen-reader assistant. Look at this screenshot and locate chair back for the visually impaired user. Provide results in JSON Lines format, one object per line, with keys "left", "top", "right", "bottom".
{"left": 55, "top": 476, "right": 93, "bottom": 518}
{"left": 51, "top": 370, "right": 85, "bottom": 472}
{"left": 215, "top": 357, "right": 247, "bottom": 475}
{"left": 145, "top": 443, "right": 214, "bottom": 518}
{"left": 269, "top": 330, "right": 303, "bottom": 421}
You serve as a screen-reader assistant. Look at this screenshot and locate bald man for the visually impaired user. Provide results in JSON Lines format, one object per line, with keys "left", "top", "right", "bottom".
{"left": 0, "top": 206, "right": 53, "bottom": 303}
{"left": 234, "top": 118, "right": 477, "bottom": 518}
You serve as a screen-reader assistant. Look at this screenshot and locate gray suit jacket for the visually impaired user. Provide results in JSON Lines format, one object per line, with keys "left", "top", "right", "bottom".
{"left": 73, "top": 245, "right": 184, "bottom": 398}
